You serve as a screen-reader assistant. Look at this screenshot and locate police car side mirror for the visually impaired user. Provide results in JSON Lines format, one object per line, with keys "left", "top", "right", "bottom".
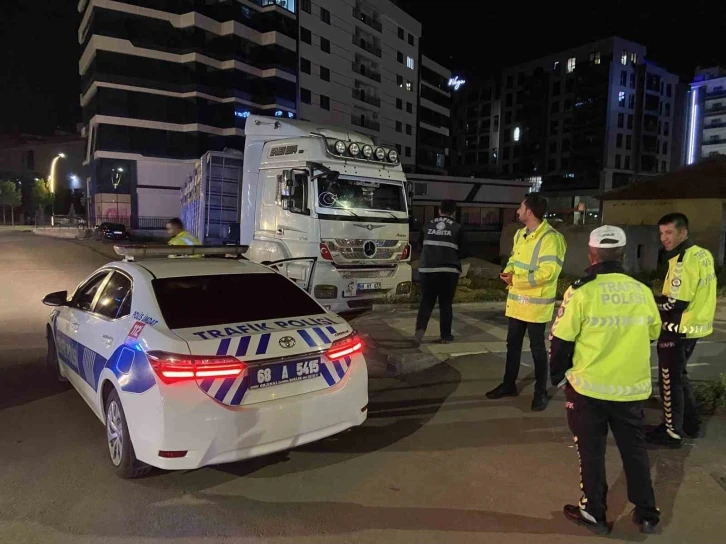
{"left": 43, "top": 291, "right": 69, "bottom": 307}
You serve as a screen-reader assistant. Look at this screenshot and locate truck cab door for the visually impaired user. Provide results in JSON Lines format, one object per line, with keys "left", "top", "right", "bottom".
{"left": 257, "top": 170, "right": 278, "bottom": 239}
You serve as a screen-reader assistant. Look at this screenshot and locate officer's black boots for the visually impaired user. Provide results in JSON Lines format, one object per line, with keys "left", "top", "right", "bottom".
{"left": 485, "top": 383, "right": 519, "bottom": 399}
{"left": 683, "top": 417, "right": 702, "bottom": 438}
{"left": 440, "top": 335, "right": 455, "bottom": 344}
{"left": 531, "top": 390, "right": 549, "bottom": 411}
{"left": 562, "top": 505, "right": 610, "bottom": 535}
{"left": 413, "top": 329, "right": 425, "bottom": 347}
{"left": 632, "top": 508, "right": 660, "bottom": 534}
{"left": 646, "top": 424, "right": 683, "bottom": 449}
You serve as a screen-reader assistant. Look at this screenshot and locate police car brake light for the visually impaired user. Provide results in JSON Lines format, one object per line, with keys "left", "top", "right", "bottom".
{"left": 147, "top": 351, "right": 247, "bottom": 384}
{"left": 320, "top": 243, "right": 333, "bottom": 261}
{"left": 327, "top": 334, "right": 363, "bottom": 360}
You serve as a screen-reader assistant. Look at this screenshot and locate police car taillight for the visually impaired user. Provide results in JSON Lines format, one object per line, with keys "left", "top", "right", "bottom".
{"left": 326, "top": 334, "right": 363, "bottom": 360}
{"left": 320, "top": 243, "right": 333, "bottom": 261}
{"left": 147, "top": 352, "right": 247, "bottom": 385}
{"left": 401, "top": 244, "right": 411, "bottom": 260}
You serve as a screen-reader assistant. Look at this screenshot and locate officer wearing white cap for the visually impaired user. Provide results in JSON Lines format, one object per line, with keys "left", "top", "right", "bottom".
{"left": 549, "top": 226, "right": 662, "bottom": 535}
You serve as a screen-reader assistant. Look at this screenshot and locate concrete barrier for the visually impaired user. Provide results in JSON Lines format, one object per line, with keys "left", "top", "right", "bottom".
{"left": 33, "top": 228, "right": 93, "bottom": 240}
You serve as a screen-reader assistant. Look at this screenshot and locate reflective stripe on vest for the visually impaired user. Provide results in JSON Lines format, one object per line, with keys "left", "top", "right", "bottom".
{"left": 585, "top": 315, "right": 657, "bottom": 327}
{"left": 507, "top": 292, "right": 556, "bottom": 305}
{"left": 567, "top": 374, "right": 652, "bottom": 398}
{"left": 423, "top": 240, "right": 459, "bottom": 250}
{"left": 662, "top": 321, "right": 713, "bottom": 335}
{"left": 528, "top": 230, "right": 555, "bottom": 287}
{"left": 419, "top": 266, "right": 460, "bottom": 273}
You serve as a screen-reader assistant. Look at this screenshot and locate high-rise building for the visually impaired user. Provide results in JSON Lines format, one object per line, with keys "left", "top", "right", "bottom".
{"left": 451, "top": 37, "right": 681, "bottom": 220}
{"left": 297, "top": 0, "right": 421, "bottom": 172}
{"left": 416, "top": 56, "right": 451, "bottom": 174}
{"left": 684, "top": 66, "right": 726, "bottom": 166}
{"left": 78, "top": 0, "right": 298, "bottom": 221}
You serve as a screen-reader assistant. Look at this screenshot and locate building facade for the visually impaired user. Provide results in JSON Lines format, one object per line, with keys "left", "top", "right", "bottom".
{"left": 416, "top": 56, "right": 451, "bottom": 174}
{"left": 78, "top": 0, "right": 298, "bottom": 223}
{"left": 297, "top": 0, "right": 421, "bottom": 172}
{"left": 684, "top": 66, "right": 726, "bottom": 166}
{"left": 451, "top": 37, "right": 681, "bottom": 221}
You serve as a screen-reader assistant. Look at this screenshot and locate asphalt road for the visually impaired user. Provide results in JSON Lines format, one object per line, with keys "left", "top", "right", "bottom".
{"left": 1, "top": 231, "right": 725, "bottom": 544}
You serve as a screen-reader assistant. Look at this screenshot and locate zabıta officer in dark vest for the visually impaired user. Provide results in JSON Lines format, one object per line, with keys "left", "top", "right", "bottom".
{"left": 414, "top": 199, "right": 469, "bottom": 345}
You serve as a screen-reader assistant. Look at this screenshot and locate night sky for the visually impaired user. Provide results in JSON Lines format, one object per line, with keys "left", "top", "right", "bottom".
{"left": 1, "top": 0, "right": 724, "bottom": 135}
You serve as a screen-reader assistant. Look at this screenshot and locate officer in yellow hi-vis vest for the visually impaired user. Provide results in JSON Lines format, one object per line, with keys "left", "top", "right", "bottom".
{"left": 166, "top": 217, "right": 201, "bottom": 258}
{"left": 487, "top": 193, "right": 567, "bottom": 412}
{"left": 647, "top": 213, "right": 717, "bottom": 448}
{"left": 549, "top": 226, "right": 662, "bottom": 535}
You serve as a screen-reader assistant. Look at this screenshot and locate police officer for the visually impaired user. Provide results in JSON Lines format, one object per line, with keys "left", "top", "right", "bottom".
{"left": 550, "top": 226, "right": 661, "bottom": 535}
{"left": 486, "top": 193, "right": 567, "bottom": 411}
{"left": 647, "top": 213, "right": 717, "bottom": 448}
{"left": 414, "top": 199, "right": 468, "bottom": 345}
{"left": 166, "top": 218, "right": 201, "bottom": 247}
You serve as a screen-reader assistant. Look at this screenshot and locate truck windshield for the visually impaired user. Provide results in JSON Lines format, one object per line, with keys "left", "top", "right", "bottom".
{"left": 317, "top": 177, "right": 405, "bottom": 213}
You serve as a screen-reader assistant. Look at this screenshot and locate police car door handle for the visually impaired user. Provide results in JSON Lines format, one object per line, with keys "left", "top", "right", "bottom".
{"left": 101, "top": 335, "right": 114, "bottom": 345}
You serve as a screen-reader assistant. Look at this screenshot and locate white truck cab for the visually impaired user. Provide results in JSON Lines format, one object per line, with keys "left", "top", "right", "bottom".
{"left": 181, "top": 115, "right": 412, "bottom": 314}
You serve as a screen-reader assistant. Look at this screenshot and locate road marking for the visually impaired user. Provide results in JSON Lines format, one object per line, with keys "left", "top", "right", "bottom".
{"left": 450, "top": 350, "right": 490, "bottom": 358}
{"left": 651, "top": 363, "right": 710, "bottom": 369}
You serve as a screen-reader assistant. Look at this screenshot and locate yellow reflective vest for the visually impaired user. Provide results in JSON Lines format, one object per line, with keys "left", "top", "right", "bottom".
{"left": 551, "top": 266, "right": 662, "bottom": 402}
{"left": 503, "top": 220, "right": 567, "bottom": 323}
{"left": 661, "top": 243, "right": 717, "bottom": 339}
{"left": 169, "top": 230, "right": 201, "bottom": 246}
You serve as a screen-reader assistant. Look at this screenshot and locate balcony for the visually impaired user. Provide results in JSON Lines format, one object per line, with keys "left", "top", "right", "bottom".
{"left": 352, "top": 62, "right": 381, "bottom": 82}
{"left": 705, "top": 87, "right": 726, "bottom": 100}
{"left": 351, "top": 116, "right": 380, "bottom": 131}
{"left": 704, "top": 121, "right": 726, "bottom": 129}
{"left": 353, "top": 8, "right": 382, "bottom": 32}
{"left": 704, "top": 105, "right": 726, "bottom": 116}
{"left": 352, "top": 89, "right": 381, "bottom": 107}
{"left": 352, "top": 36, "right": 382, "bottom": 58}
{"left": 703, "top": 137, "right": 726, "bottom": 146}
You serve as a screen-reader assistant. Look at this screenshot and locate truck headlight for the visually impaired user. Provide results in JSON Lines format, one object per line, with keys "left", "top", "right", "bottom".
{"left": 314, "top": 285, "right": 338, "bottom": 299}
{"left": 396, "top": 282, "right": 412, "bottom": 295}
{"left": 362, "top": 144, "right": 373, "bottom": 158}
{"left": 375, "top": 147, "right": 386, "bottom": 160}
{"left": 335, "top": 141, "right": 347, "bottom": 154}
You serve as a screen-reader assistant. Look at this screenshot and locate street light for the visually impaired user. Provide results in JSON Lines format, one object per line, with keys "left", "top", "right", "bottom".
{"left": 49, "top": 153, "right": 66, "bottom": 220}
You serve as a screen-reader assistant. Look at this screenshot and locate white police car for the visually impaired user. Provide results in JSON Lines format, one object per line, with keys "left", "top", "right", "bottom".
{"left": 43, "top": 246, "right": 367, "bottom": 478}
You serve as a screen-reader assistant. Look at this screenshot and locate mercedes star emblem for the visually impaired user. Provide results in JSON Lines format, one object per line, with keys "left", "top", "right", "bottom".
{"left": 363, "top": 241, "right": 377, "bottom": 258}
{"left": 279, "top": 336, "right": 296, "bottom": 349}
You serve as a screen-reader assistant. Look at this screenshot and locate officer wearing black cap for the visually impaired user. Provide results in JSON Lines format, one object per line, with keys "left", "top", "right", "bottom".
{"left": 414, "top": 199, "right": 468, "bottom": 345}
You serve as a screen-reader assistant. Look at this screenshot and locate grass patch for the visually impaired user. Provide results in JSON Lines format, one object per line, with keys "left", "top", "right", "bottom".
{"left": 694, "top": 375, "right": 726, "bottom": 415}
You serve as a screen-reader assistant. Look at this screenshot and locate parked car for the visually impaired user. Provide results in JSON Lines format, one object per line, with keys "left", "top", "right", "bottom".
{"left": 96, "top": 223, "right": 130, "bottom": 241}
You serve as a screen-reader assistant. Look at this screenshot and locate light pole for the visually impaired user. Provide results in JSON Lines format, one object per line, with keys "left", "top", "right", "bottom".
{"left": 111, "top": 167, "right": 124, "bottom": 223}
{"left": 49, "top": 153, "right": 66, "bottom": 222}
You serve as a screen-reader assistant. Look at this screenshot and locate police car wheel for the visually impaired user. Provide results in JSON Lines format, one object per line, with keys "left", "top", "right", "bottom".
{"left": 105, "top": 390, "right": 151, "bottom": 479}
{"left": 46, "top": 332, "right": 68, "bottom": 383}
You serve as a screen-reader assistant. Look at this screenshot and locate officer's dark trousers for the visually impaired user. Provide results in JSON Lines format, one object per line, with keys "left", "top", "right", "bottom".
{"left": 565, "top": 386, "right": 658, "bottom": 522}
{"left": 503, "top": 318, "right": 548, "bottom": 393}
{"left": 657, "top": 334, "right": 699, "bottom": 436}
{"left": 415, "top": 272, "right": 459, "bottom": 338}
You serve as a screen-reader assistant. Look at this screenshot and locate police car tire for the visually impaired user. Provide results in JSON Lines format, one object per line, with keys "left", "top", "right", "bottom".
{"left": 46, "top": 333, "right": 68, "bottom": 384}
{"left": 105, "top": 390, "right": 151, "bottom": 479}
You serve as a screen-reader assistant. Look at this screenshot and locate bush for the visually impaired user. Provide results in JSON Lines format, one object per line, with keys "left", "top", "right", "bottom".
{"left": 694, "top": 375, "right": 726, "bottom": 415}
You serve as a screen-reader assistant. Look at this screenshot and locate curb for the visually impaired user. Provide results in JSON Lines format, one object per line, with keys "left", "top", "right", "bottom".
{"left": 362, "top": 337, "right": 444, "bottom": 379}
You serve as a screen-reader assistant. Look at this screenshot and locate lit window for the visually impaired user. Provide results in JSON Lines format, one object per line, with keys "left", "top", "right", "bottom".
{"left": 618, "top": 91, "right": 626, "bottom": 107}
{"left": 567, "top": 57, "right": 576, "bottom": 73}
{"left": 553, "top": 61, "right": 560, "bottom": 72}
{"left": 513, "top": 127, "right": 521, "bottom": 142}
{"left": 630, "top": 52, "right": 638, "bottom": 64}
{"left": 406, "top": 80, "right": 412, "bottom": 91}
{"left": 407, "top": 56, "right": 415, "bottom": 70}
{"left": 621, "top": 51, "right": 628, "bottom": 65}
{"left": 589, "top": 51, "right": 601, "bottom": 65}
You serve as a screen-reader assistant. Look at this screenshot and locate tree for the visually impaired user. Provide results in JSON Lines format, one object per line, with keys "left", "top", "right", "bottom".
{"left": 31, "top": 178, "right": 54, "bottom": 214}
{"left": 0, "top": 180, "right": 22, "bottom": 226}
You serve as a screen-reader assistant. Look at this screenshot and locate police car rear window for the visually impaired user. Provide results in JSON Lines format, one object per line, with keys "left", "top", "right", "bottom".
{"left": 152, "top": 274, "right": 323, "bottom": 330}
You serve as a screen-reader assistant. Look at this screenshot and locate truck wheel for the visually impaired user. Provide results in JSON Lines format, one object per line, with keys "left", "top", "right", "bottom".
{"left": 105, "top": 389, "right": 151, "bottom": 479}
{"left": 46, "top": 333, "right": 68, "bottom": 383}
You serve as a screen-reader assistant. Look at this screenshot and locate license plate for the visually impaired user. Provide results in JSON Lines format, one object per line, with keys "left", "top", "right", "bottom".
{"left": 357, "top": 282, "right": 381, "bottom": 291}
{"left": 249, "top": 357, "right": 321, "bottom": 390}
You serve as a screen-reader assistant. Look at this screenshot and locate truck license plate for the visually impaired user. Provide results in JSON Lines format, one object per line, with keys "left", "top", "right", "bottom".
{"left": 357, "top": 282, "right": 381, "bottom": 291}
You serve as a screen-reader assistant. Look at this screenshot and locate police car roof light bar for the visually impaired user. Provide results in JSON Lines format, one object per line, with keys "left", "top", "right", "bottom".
{"left": 113, "top": 245, "right": 250, "bottom": 261}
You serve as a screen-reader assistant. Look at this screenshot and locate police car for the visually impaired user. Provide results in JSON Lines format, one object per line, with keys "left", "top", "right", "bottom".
{"left": 43, "top": 246, "right": 367, "bottom": 478}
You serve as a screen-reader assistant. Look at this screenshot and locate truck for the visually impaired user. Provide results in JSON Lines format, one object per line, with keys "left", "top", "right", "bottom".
{"left": 180, "top": 114, "right": 412, "bottom": 314}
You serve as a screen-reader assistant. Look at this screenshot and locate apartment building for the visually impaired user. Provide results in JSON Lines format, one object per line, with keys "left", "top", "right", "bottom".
{"left": 685, "top": 66, "right": 726, "bottom": 165}
{"left": 451, "top": 37, "right": 681, "bottom": 220}
{"left": 297, "top": 0, "right": 421, "bottom": 171}
{"left": 415, "top": 56, "right": 451, "bottom": 174}
{"left": 78, "top": 0, "right": 298, "bottom": 222}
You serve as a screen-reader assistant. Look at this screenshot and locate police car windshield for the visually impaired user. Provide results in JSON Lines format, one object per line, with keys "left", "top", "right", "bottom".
{"left": 317, "top": 177, "right": 405, "bottom": 213}
{"left": 153, "top": 274, "right": 323, "bottom": 330}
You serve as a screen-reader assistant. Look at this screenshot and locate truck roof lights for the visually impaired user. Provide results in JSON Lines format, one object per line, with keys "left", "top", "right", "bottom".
{"left": 362, "top": 145, "right": 373, "bottom": 159}
{"left": 334, "top": 141, "right": 347, "bottom": 154}
{"left": 348, "top": 143, "right": 361, "bottom": 156}
{"left": 388, "top": 149, "right": 399, "bottom": 163}
{"left": 375, "top": 147, "right": 386, "bottom": 160}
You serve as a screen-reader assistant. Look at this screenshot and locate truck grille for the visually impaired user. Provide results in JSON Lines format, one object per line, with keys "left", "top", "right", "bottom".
{"left": 338, "top": 269, "right": 397, "bottom": 279}
{"left": 339, "top": 249, "right": 395, "bottom": 260}
{"left": 333, "top": 239, "right": 399, "bottom": 248}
